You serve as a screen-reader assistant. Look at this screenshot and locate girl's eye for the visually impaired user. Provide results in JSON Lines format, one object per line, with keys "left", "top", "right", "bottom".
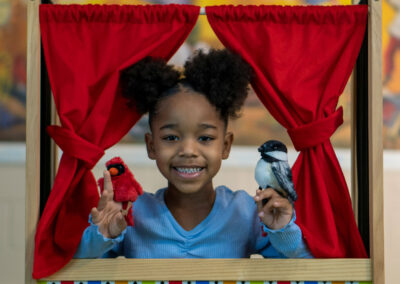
{"left": 198, "top": 136, "right": 214, "bottom": 142}
{"left": 162, "top": 135, "right": 179, "bottom": 141}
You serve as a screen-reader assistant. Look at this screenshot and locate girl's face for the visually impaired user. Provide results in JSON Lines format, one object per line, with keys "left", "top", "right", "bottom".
{"left": 145, "top": 91, "right": 233, "bottom": 195}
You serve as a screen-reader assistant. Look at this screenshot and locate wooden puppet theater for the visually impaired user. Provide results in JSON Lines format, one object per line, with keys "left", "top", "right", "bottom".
{"left": 26, "top": 1, "right": 383, "bottom": 283}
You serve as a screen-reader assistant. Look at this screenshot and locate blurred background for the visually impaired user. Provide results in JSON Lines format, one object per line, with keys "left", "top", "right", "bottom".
{"left": 0, "top": 0, "right": 399, "bottom": 282}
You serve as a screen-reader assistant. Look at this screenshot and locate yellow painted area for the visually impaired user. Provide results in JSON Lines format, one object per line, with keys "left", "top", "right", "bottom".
{"left": 382, "top": 0, "right": 400, "bottom": 93}
{"left": 383, "top": 0, "right": 396, "bottom": 48}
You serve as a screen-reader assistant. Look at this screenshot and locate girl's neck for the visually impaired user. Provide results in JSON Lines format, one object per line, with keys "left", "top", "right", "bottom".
{"left": 164, "top": 183, "right": 216, "bottom": 231}
{"left": 164, "top": 182, "right": 216, "bottom": 209}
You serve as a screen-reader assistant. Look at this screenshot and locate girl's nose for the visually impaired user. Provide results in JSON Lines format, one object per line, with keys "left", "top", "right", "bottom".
{"left": 178, "top": 138, "right": 198, "bottom": 157}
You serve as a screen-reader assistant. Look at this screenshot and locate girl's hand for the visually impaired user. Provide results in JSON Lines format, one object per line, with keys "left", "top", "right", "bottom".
{"left": 91, "top": 171, "right": 127, "bottom": 238}
{"left": 254, "top": 188, "right": 293, "bottom": 230}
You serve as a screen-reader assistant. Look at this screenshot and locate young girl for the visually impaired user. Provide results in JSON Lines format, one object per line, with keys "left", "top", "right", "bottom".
{"left": 74, "top": 49, "right": 312, "bottom": 259}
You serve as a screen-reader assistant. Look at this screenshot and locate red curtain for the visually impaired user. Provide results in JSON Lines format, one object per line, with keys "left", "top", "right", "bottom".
{"left": 34, "top": 4, "right": 199, "bottom": 278}
{"left": 207, "top": 5, "right": 368, "bottom": 258}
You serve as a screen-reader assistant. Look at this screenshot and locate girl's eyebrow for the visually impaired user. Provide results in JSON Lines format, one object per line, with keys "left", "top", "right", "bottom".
{"left": 199, "top": 123, "right": 217, "bottom": 129}
{"left": 159, "top": 123, "right": 217, "bottom": 130}
{"left": 159, "top": 123, "right": 177, "bottom": 130}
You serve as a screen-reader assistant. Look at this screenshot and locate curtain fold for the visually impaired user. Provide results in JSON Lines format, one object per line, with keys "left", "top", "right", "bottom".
{"left": 207, "top": 5, "right": 368, "bottom": 258}
{"left": 34, "top": 4, "right": 199, "bottom": 278}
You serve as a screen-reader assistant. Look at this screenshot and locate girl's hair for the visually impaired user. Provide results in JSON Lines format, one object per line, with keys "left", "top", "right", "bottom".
{"left": 120, "top": 49, "right": 253, "bottom": 126}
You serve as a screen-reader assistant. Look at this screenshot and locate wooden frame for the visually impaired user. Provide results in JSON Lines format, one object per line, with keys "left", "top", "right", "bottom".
{"left": 368, "top": 0, "right": 384, "bottom": 282}
{"left": 25, "top": 0, "right": 383, "bottom": 283}
{"left": 44, "top": 259, "right": 371, "bottom": 282}
{"left": 26, "top": 0, "right": 41, "bottom": 283}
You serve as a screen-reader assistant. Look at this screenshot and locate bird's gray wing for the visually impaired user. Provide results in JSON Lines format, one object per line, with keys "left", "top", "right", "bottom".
{"left": 271, "top": 161, "right": 297, "bottom": 202}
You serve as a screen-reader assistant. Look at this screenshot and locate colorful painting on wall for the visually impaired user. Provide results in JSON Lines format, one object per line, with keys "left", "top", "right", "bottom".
{"left": 0, "top": 0, "right": 26, "bottom": 141}
{"left": 383, "top": 0, "right": 400, "bottom": 148}
{"left": 5, "top": 0, "right": 399, "bottom": 149}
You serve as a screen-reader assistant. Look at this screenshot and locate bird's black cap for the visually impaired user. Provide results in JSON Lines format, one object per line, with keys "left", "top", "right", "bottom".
{"left": 258, "top": 140, "right": 287, "bottom": 154}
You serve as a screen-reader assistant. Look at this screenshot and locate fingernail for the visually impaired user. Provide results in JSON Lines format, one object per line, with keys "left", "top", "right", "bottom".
{"left": 258, "top": 211, "right": 264, "bottom": 218}
{"left": 254, "top": 196, "right": 260, "bottom": 201}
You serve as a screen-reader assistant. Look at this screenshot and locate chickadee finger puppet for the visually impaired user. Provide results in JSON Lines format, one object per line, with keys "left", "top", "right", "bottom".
{"left": 255, "top": 140, "right": 297, "bottom": 205}
{"left": 98, "top": 157, "right": 143, "bottom": 226}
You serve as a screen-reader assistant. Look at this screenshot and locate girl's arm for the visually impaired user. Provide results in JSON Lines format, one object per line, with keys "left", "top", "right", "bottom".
{"left": 74, "top": 216, "right": 126, "bottom": 258}
{"left": 254, "top": 188, "right": 313, "bottom": 258}
{"left": 74, "top": 171, "right": 127, "bottom": 258}
{"left": 259, "top": 212, "right": 313, "bottom": 258}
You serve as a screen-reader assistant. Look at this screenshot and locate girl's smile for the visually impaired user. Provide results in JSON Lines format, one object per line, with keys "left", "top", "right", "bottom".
{"left": 173, "top": 167, "right": 204, "bottom": 179}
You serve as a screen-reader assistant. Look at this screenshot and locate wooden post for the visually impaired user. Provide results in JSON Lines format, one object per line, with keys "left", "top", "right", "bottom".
{"left": 368, "top": 0, "right": 384, "bottom": 283}
{"left": 26, "top": 0, "right": 40, "bottom": 283}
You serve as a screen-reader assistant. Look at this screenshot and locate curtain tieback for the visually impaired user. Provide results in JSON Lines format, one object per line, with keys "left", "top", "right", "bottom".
{"left": 47, "top": 125, "right": 105, "bottom": 168}
{"left": 287, "top": 107, "right": 344, "bottom": 151}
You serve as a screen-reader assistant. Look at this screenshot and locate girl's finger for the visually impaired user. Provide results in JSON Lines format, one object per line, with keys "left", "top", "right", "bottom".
{"left": 263, "top": 197, "right": 293, "bottom": 218}
{"left": 91, "top": 207, "right": 101, "bottom": 224}
{"left": 259, "top": 188, "right": 280, "bottom": 200}
{"left": 97, "top": 190, "right": 110, "bottom": 211}
{"left": 254, "top": 189, "right": 266, "bottom": 212}
{"left": 122, "top": 202, "right": 133, "bottom": 217}
{"left": 254, "top": 188, "right": 277, "bottom": 210}
{"left": 254, "top": 188, "right": 269, "bottom": 202}
{"left": 103, "top": 170, "right": 114, "bottom": 194}
{"left": 109, "top": 213, "right": 126, "bottom": 238}
{"left": 116, "top": 213, "right": 127, "bottom": 230}
{"left": 275, "top": 197, "right": 292, "bottom": 211}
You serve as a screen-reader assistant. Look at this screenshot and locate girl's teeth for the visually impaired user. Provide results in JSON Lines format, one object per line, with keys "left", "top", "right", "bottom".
{"left": 176, "top": 168, "right": 202, "bottom": 173}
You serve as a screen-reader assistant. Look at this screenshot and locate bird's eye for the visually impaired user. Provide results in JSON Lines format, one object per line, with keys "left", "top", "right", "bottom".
{"left": 116, "top": 164, "right": 125, "bottom": 173}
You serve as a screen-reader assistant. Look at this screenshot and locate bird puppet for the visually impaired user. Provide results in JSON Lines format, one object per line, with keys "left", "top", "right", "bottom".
{"left": 254, "top": 140, "right": 297, "bottom": 205}
{"left": 98, "top": 157, "right": 143, "bottom": 226}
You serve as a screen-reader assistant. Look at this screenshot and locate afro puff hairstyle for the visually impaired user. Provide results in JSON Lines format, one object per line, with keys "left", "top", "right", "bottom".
{"left": 120, "top": 49, "right": 253, "bottom": 126}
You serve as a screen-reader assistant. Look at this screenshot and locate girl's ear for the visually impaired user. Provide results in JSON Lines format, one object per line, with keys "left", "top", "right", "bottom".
{"left": 145, "top": 132, "right": 156, "bottom": 160}
{"left": 222, "top": 131, "right": 234, "bottom": 160}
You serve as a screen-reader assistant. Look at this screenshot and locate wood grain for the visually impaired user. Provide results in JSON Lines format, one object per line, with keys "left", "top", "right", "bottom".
{"left": 368, "top": 1, "right": 384, "bottom": 284}
{"left": 42, "top": 259, "right": 371, "bottom": 282}
{"left": 26, "top": 1, "right": 40, "bottom": 284}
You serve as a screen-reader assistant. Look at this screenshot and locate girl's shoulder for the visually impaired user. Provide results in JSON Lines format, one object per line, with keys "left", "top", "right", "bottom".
{"left": 215, "top": 185, "right": 256, "bottom": 210}
{"left": 132, "top": 188, "right": 167, "bottom": 211}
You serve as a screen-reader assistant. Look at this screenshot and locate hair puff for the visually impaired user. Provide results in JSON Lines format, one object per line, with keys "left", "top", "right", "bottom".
{"left": 184, "top": 49, "right": 253, "bottom": 120}
{"left": 120, "top": 57, "right": 180, "bottom": 114}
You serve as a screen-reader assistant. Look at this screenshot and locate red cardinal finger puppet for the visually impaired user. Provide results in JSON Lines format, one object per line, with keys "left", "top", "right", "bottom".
{"left": 97, "top": 157, "right": 143, "bottom": 226}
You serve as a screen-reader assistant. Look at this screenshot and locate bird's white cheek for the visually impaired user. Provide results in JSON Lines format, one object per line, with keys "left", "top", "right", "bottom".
{"left": 255, "top": 159, "right": 269, "bottom": 188}
{"left": 265, "top": 151, "right": 288, "bottom": 161}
